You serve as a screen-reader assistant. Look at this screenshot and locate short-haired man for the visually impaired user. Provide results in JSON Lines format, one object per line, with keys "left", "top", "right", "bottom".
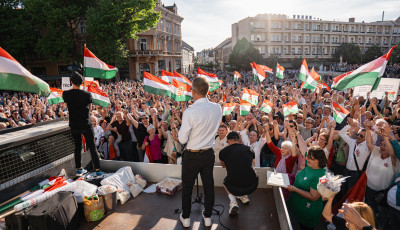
{"left": 178, "top": 76, "right": 222, "bottom": 227}
{"left": 62, "top": 72, "right": 103, "bottom": 176}
{"left": 219, "top": 131, "right": 259, "bottom": 216}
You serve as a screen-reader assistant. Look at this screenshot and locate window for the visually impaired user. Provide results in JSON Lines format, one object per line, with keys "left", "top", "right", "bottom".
{"left": 305, "top": 36, "right": 309, "bottom": 42}
{"left": 358, "top": 37, "right": 362, "bottom": 43}
{"left": 157, "top": 40, "right": 160, "bottom": 50}
{"left": 291, "top": 47, "right": 295, "bottom": 54}
{"left": 304, "top": 47, "right": 309, "bottom": 54}
{"left": 297, "top": 48, "right": 301, "bottom": 54}
{"left": 351, "top": 26, "right": 354, "bottom": 32}
{"left": 251, "top": 35, "right": 254, "bottom": 41}
{"left": 140, "top": 38, "right": 147, "bottom": 51}
{"left": 368, "top": 38, "right": 372, "bottom": 43}
{"left": 350, "top": 37, "right": 354, "bottom": 43}
{"left": 160, "top": 19, "right": 164, "bottom": 31}
{"left": 166, "top": 21, "right": 172, "bottom": 33}
{"left": 298, "top": 36, "right": 302, "bottom": 42}
{"left": 256, "top": 35, "right": 261, "bottom": 41}
{"left": 292, "top": 36, "right": 295, "bottom": 41}
{"left": 316, "top": 24, "right": 321, "bottom": 30}
{"left": 167, "top": 41, "right": 172, "bottom": 52}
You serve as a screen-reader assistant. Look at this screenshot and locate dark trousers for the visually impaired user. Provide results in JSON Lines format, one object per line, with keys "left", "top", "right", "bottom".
{"left": 334, "top": 168, "right": 360, "bottom": 204}
{"left": 131, "top": 142, "right": 139, "bottom": 162}
{"left": 181, "top": 149, "right": 215, "bottom": 218}
{"left": 389, "top": 206, "right": 400, "bottom": 230}
{"left": 365, "top": 186, "right": 389, "bottom": 229}
{"left": 71, "top": 127, "right": 100, "bottom": 169}
{"left": 119, "top": 141, "right": 133, "bottom": 161}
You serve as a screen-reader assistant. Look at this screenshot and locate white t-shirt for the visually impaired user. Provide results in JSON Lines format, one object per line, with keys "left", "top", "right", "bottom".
{"left": 387, "top": 177, "right": 400, "bottom": 211}
{"left": 213, "top": 136, "right": 228, "bottom": 166}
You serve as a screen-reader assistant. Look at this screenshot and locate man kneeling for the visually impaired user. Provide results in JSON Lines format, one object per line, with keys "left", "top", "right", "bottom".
{"left": 219, "top": 131, "right": 259, "bottom": 216}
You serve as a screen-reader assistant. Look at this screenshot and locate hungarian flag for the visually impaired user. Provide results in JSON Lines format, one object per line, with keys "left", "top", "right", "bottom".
{"left": 173, "top": 71, "right": 192, "bottom": 86}
{"left": 197, "top": 68, "right": 220, "bottom": 91}
{"left": 251, "top": 62, "right": 267, "bottom": 83}
{"left": 302, "top": 67, "right": 320, "bottom": 90}
{"left": 0, "top": 47, "right": 50, "bottom": 96}
{"left": 143, "top": 72, "right": 171, "bottom": 97}
{"left": 83, "top": 45, "right": 117, "bottom": 79}
{"left": 87, "top": 85, "right": 110, "bottom": 108}
{"left": 234, "top": 71, "right": 241, "bottom": 82}
{"left": 223, "top": 103, "right": 236, "bottom": 115}
{"left": 170, "top": 78, "right": 192, "bottom": 101}
{"left": 283, "top": 101, "right": 299, "bottom": 116}
{"left": 317, "top": 82, "right": 330, "bottom": 90}
{"left": 299, "top": 58, "right": 309, "bottom": 82}
{"left": 260, "top": 99, "right": 273, "bottom": 113}
{"left": 84, "top": 79, "right": 100, "bottom": 90}
{"left": 242, "top": 88, "right": 259, "bottom": 105}
{"left": 161, "top": 70, "right": 174, "bottom": 84}
{"left": 332, "top": 45, "right": 397, "bottom": 91}
{"left": 47, "top": 87, "right": 64, "bottom": 105}
{"left": 239, "top": 100, "right": 252, "bottom": 116}
{"left": 222, "top": 90, "right": 226, "bottom": 102}
{"left": 276, "top": 63, "right": 284, "bottom": 79}
{"left": 332, "top": 101, "right": 350, "bottom": 124}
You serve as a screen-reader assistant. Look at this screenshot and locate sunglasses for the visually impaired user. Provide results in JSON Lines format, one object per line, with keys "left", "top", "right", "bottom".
{"left": 315, "top": 117, "right": 321, "bottom": 119}
{"left": 142, "top": 117, "right": 149, "bottom": 120}
{"left": 289, "top": 125, "right": 294, "bottom": 128}
{"left": 269, "top": 128, "right": 273, "bottom": 131}
{"left": 356, "top": 133, "right": 365, "bottom": 138}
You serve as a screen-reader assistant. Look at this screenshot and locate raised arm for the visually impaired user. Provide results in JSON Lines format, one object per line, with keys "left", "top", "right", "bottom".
{"left": 325, "top": 121, "right": 336, "bottom": 152}
{"left": 365, "top": 125, "right": 375, "bottom": 152}
{"left": 296, "top": 132, "right": 308, "bottom": 157}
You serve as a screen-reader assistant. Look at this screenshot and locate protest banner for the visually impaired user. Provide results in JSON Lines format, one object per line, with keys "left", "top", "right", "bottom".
{"left": 352, "top": 78, "right": 400, "bottom": 100}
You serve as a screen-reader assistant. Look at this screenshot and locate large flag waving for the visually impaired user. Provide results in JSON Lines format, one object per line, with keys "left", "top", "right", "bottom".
{"left": 282, "top": 101, "right": 299, "bottom": 116}
{"left": 83, "top": 46, "right": 118, "bottom": 79}
{"left": 276, "top": 63, "right": 284, "bottom": 79}
{"left": 234, "top": 71, "right": 241, "bottom": 82}
{"left": 299, "top": 58, "right": 309, "bottom": 82}
{"left": 173, "top": 71, "right": 192, "bottom": 86}
{"left": 197, "top": 68, "right": 220, "bottom": 91}
{"left": 143, "top": 72, "right": 171, "bottom": 97}
{"left": 161, "top": 70, "right": 174, "bottom": 84}
{"left": 332, "top": 101, "right": 350, "bottom": 124}
{"left": 47, "top": 88, "right": 64, "bottom": 105}
{"left": 0, "top": 47, "right": 50, "bottom": 96}
{"left": 260, "top": 99, "right": 273, "bottom": 113}
{"left": 317, "top": 82, "right": 331, "bottom": 90}
{"left": 332, "top": 45, "right": 397, "bottom": 91}
{"left": 242, "top": 88, "right": 259, "bottom": 105}
{"left": 302, "top": 67, "right": 321, "bottom": 90}
{"left": 223, "top": 103, "right": 236, "bottom": 115}
{"left": 239, "top": 100, "right": 252, "bottom": 116}
{"left": 251, "top": 62, "right": 267, "bottom": 83}
{"left": 87, "top": 85, "right": 110, "bottom": 108}
{"left": 171, "top": 79, "right": 192, "bottom": 101}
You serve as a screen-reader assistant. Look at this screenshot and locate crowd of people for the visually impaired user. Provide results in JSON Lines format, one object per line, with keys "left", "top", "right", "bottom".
{"left": 1, "top": 62, "right": 400, "bottom": 229}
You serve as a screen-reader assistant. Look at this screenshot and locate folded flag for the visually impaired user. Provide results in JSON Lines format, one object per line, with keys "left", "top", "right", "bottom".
{"left": 87, "top": 85, "right": 110, "bottom": 108}
{"left": 83, "top": 45, "right": 117, "bottom": 79}
{"left": 161, "top": 70, "right": 174, "bottom": 84}
{"left": 222, "top": 90, "right": 226, "bottom": 102}
{"left": 173, "top": 71, "right": 192, "bottom": 86}
{"left": 143, "top": 71, "right": 171, "bottom": 97}
{"left": 0, "top": 47, "right": 50, "bottom": 96}
{"left": 332, "top": 45, "right": 397, "bottom": 91}
{"left": 47, "top": 88, "right": 64, "bottom": 105}
{"left": 302, "top": 67, "right": 320, "bottom": 90}
{"left": 234, "top": 71, "right": 241, "bottom": 82}
{"left": 317, "top": 82, "right": 330, "bottom": 90}
{"left": 283, "top": 101, "right": 299, "bottom": 116}
{"left": 332, "top": 101, "right": 350, "bottom": 124}
{"left": 223, "top": 103, "right": 236, "bottom": 115}
{"left": 197, "top": 68, "right": 220, "bottom": 91}
{"left": 251, "top": 62, "right": 267, "bottom": 83}
{"left": 170, "top": 78, "right": 192, "bottom": 101}
{"left": 239, "top": 100, "right": 252, "bottom": 116}
{"left": 299, "top": 58, "right": 309, "bottom": 82}
{"left": 242, "top": 88, "right": 259, "bottom": 105}
{"left": 276, "top": 63, "right": 284, "bottom": 79}
{"left": 260, "top": 99, "right": 273, "bottom": 113}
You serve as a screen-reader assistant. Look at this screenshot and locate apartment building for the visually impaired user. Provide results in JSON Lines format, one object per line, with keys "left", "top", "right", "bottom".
{"left": 128, "top": 1, "right": 183, "bottom": 80}
{"left": 214, "top": 37, "right": 232, "bottom": 70}
{"left": 181, "top": 41, "right": 195, "bottom": 74}
{"left": 232, "top": 14, "right": 400, "bottom": 60}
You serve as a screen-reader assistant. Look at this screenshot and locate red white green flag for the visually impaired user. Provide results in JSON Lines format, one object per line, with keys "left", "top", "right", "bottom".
{"left": 299, "top": 58, "right": 309, "bottom": 82}
{"left": 173, "top": 71, "right": 192, "bottom": 86}
{"left": 223, "top": 103, "right": 236, "bottom": 115}
{"left": 87, "top": 85, "right": 110, "bottom": 108}
{"left": 302, "top": 67, "right": 321, "bottom": 90}
{"left": 276, "top": 63, "right": 284, "bottom": 79}
{"left": 197, "top": 68, "right": 220, "bottom": 91}
{"left": 239, "top": 100, "right": 252, "bottom": 116}
{"left": 222, "top": 90, "right": 226, "bottom": 102}
{"left": 170, "top": 78, "right": 192, "bottom": 101}
{"left": 317, "top": 82, "right": 330, "bottom": 90}
{"left": 0, "top": 47, "right": 50, "bottom": 96}
{"left": 282, "top": 101, "right": 299, "bottom": 116}
{"left": 332, "top": 45, "right": 397, "bottom": 91}
{"left": 47, "top": 87, "right": 64, "bottom": 105}
{"left": 332, "top": 101, "right": 350, "bottom": 124}
{"left": 234, "top": 71, "right": 241, "bottom": 82}
{"left": 143, "top": 72, "right": 171, "bottom": 97}
{"left": 260, "top": 99, "right": 273, "bottom": 113}
{"left": 83, "top": 45, "right": 117, "bottom": 79}
{"left": 161, "top": 70, "right": 174, "bottom": 84}
{"left": 251, "top": 62, "right": 267, "bottom": 83}
{"left": 242, "top": 88, "right": 259, "bottom": 105}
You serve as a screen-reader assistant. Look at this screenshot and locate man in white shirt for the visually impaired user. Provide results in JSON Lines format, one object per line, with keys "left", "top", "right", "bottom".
{"left": 178, "top": 76, "right": 222, "bottom": 228}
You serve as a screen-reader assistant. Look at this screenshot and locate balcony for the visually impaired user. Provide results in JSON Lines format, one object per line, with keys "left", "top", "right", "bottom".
{"left": 271, "top": 40, "right": 282, "bottom": 42}
{"left": 313, "top": 29, "right": 323, "bottom": 31}
{"left": 129, "top": 50, "right": 182, "bottom": 57}
{"left": 253, "top": 39, "right": 266, "bottom": 42}
{"left": 332, "top": 30, "right": 342, "bottom": 32}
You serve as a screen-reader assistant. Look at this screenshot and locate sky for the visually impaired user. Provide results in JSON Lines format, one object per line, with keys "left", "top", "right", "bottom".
{"left": 161, "top": 0, "right": 400, "bottom": 52}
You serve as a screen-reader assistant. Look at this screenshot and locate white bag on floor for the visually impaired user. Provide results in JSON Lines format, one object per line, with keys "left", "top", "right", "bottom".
{"left": 117, "top": 188, "right": 131, "bottom": 204}
{"left": 72, "top": 180, "right": 98, "bottom": 203}
{"left": 135, "top": 175, "right": 147, "bottom": 189}
{"left": 100, "top": 166, "right": 135, "bottom": 192}
{"left": 127, "top": 182, "right": 143, "bottom": 197}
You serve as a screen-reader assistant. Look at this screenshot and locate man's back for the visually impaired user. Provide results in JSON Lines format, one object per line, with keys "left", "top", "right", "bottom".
{"left": 63, "top": 89, "right": 92, "bottom": 130}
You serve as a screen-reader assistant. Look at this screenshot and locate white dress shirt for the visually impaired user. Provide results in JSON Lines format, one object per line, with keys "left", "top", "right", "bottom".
{"left": 339, "top": 125, "right": 370, "bottom": 171}
{"left": 178, "top": 98, "right": 222, "bottom": 150}
{"left": 214, "top": 135, "right": 227, "bottom": 166}
{"left": 240, "top": 130, "right": 266, "bottom": 168}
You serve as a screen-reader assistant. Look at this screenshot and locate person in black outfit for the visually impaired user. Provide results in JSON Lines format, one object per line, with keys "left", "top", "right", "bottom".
{"left": 62, "top": 72, "right": 103, "bottom": 176}
{"left": 219, "top": 131, "right": 259, "bottom": 216}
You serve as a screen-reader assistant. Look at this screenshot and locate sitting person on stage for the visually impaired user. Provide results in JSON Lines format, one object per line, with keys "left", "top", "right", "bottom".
{"left": 219, "top": 131, "right": 259, "bottom": 216}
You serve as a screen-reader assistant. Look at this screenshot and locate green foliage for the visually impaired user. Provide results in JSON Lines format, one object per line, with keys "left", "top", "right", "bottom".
{"left": 228, "top": 38, "right": 263, "bottom": 70}
{"left": 333, "top": 43, "right": 362, "bottom": 64}
{"left": 86, "top": 0, "right": 160, "bottom": 66}
{"left": 363, "top": 45, "right": 383, "bottom": 63}
{"left": 264, "top": 54, "right": 280, "bottom": 69}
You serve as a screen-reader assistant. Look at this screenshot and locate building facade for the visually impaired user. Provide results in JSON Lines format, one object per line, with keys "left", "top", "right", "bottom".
{"left": 196, "top": 49, "right": 215, "bottom": 65}
{"left": 128, "top": 1, "right": 183, "bottom": 80}
{"left": 232, "top": 14, "right": 400, "bottom": 60}
{"left": 181, "top": 41, "right": 194, "bottom": 74}
{"left": 214, "top": 37, "right": 232, "bottom": 70}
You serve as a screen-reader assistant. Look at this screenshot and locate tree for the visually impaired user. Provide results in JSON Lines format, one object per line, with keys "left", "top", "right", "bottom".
{"left": 228, "top": 38, "right": 263, "bottom": 70}
{"left": 86, "top": 0, "right": 160, "bottom": 66}
{"left": 333, "top": 43, "right": 362, "bottom": 64}
{"left": 363, "top": 45, "right": 383, "bottom": 63}
{"left": 264, "top": 54, "right": 280, "bottom": 69}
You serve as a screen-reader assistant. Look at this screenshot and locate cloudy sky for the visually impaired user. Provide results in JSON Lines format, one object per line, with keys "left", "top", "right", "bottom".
{"left": 162, "top": 0, "right": 400, "bottom": 52}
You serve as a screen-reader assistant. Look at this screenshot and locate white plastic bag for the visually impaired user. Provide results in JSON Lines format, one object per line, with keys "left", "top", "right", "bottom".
{"left": 72, "top": 180, "right": 98, "bottom": 203}
{"left": 135, "top": 175, "right": 147, "bottom": 188}
{"left": 127, "top": 182, "right": 143, "bottom": 197}
{"left": 116, "top": 188, "right": 131, "bottom": 204}
{"left": 100, "top": 166, "right": 135, "bottom": 192}
{"left": 144, "top": 154, "right": 150, "bottom": 163}
{"left": 97, "top": 185, "right": 117, "bottom": 195}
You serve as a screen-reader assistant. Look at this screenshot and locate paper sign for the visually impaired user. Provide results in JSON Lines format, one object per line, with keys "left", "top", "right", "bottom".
{"left": 61, "top": 77, "right": 72, "bottom": 90}
{"left": 267, "top": 171, "right": 290, "bottom": 187}
{"left": 353, "top": 78, "right": 400, "bottom": 101}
